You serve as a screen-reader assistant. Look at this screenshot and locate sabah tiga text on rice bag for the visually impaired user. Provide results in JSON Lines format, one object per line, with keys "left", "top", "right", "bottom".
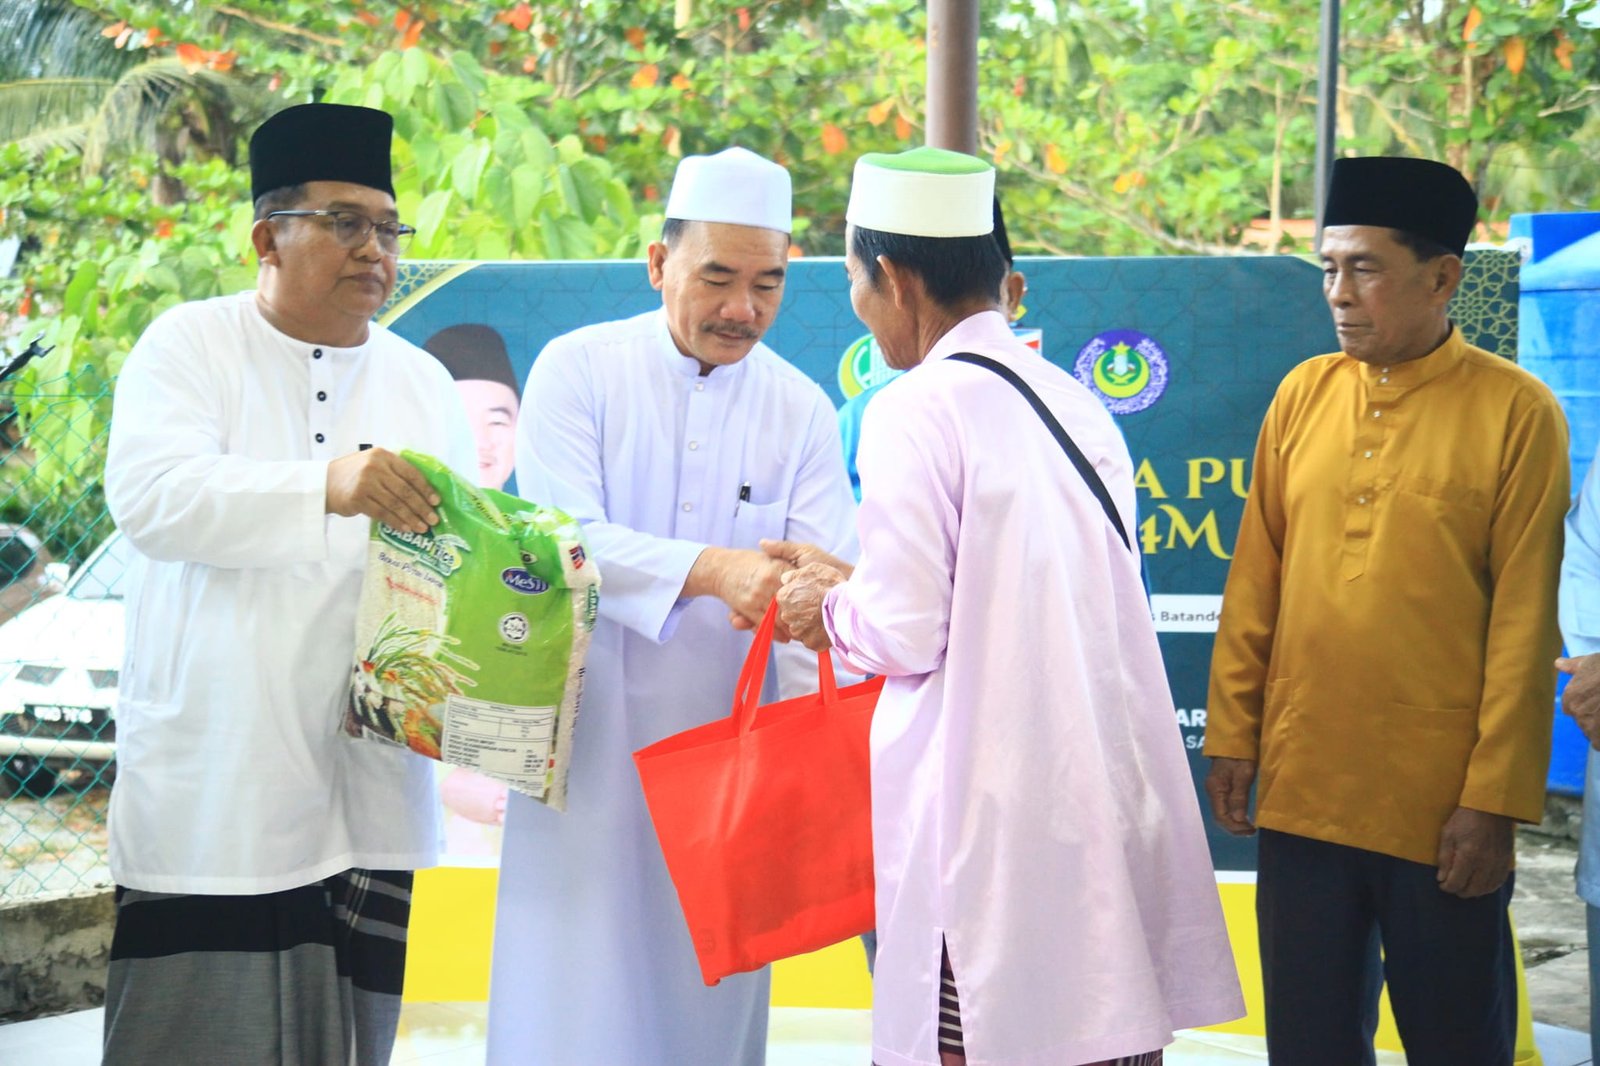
{"left": 343, "top": 450, "right": 599, "bottom": 812}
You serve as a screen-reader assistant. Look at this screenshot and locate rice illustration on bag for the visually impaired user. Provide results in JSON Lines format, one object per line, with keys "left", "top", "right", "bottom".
{"left": 344, "top": 450, "right": 599, "bottom": 811}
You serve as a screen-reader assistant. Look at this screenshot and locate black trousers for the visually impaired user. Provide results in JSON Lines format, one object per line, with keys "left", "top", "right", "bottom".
{"left": 1256, "top": 828, "right": 1515, "bottom": 1066}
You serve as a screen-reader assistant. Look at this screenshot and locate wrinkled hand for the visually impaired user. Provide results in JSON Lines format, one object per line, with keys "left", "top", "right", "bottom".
{"left": 326, "top": 448, "right": 440, "bottom": 534}
{"left": 1436, "top": 806, "right": 1514, "bottom": 898}
{"left": 1557, "top": 654, "right": 1600, "bottom": 749}
{"left": 1204, "top": 757, "right": 1258, "bottom": 836}
{"left": 730, "top": 540, "right": 856, "bottom": 632}
{"left": 776, "top": 563, "right": 847, "bottom": 651}
{"left": 760, "top": 539, "right": 855, "bottom": 578}
{"left": 688, "top": 547, "right": 791, "bottom": 632}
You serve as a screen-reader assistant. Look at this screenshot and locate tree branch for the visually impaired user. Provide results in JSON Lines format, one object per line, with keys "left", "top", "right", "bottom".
{"left": 212, "top": 5, "right": 342, "bottom": 49}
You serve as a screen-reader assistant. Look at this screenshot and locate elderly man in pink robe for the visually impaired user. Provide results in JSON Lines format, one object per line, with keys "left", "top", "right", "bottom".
{"left": 773, "top": 147, "right": 1243, "bottom": 1066}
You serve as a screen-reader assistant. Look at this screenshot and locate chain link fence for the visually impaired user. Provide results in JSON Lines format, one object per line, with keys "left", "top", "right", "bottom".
{"left": 0, "top": 369, "right": 120, "bottom": 901}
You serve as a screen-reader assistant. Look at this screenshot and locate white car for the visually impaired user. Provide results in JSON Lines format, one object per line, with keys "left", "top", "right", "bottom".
{"left": 0, "top": 533, "right": 131, "bottom": 786}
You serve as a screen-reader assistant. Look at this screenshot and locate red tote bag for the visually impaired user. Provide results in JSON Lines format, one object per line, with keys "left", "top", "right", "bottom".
{"left": 633, "top": 600, "right": 883, "bottom": 986}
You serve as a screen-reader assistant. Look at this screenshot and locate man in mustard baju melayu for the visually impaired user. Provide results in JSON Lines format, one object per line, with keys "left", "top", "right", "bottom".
{"left": 1204, "top": 156, "right": 1568, "bottom": 1066}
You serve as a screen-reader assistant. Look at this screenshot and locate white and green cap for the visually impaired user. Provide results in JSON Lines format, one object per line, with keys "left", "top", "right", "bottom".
{"left": 846, "top": 147, "right": 995, "bottom": 238}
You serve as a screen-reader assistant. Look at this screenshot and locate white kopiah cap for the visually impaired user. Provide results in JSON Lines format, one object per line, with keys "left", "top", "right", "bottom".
{"left": 846, "top": 147, "right": 995, "bottom": 238}
{"left": 664, "top": 146, "right": 792, "bottom": 235}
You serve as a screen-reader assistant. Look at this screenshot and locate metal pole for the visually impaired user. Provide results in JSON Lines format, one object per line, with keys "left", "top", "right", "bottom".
{"left": 1313, "top": 0, "right": 1341, "bottom": 246}
{"left": 926, "top": 0, "right": 979, "bottom": 155}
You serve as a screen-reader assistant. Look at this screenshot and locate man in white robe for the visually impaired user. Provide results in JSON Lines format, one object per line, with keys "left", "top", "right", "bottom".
{"left": 486, "top": 147, "right": 858, "bottom": 1065}
{"left": 102, "top": 103, "right": 475, "bottom": 1065}
{"left": 777, "top": 148, "right": 1243, "bottom": 1066}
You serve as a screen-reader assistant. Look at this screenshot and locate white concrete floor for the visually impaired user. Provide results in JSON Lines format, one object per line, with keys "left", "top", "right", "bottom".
{"left": 0, "top": 1004, "right": 1590, "bottom": 1065}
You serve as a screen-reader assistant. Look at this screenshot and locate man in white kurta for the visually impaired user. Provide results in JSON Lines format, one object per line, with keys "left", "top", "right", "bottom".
{"left": 102, "top": 104, "right": 475, "bottom": 1065}
{"left": 486, "top": 148, "right": 857, "bottom": 1065}
{"left": 779, "top": 148, "right": 1242, "bottom": 1066}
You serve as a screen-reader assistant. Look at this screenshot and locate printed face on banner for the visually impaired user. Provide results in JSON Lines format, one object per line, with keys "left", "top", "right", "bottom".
{"left": 456, "top": 378, "right": 519, "bottom": 491}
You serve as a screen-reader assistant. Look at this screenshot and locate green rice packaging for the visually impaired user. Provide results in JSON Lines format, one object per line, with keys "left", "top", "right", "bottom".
{"left": 343, "top": 450, "right": 599, "bottom": 811}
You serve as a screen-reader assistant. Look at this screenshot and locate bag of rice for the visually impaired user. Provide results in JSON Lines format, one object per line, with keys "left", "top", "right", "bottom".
{"left": 343, "top": 450, "right": 599, "bottom": 811}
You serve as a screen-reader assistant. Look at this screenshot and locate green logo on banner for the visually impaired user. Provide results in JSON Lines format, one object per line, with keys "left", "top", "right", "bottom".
{"left": 837, "top": 333, "right": 901, "bottom": 399}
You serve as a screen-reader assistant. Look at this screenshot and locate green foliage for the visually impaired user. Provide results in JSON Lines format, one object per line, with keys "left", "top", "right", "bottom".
{"left": 0, "top": 0, "right": 1597, "bottom": 520}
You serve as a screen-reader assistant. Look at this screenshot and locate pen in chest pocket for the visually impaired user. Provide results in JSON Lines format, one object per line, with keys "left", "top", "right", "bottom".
{"left": 736, "top": 482, "right": 751, "bottom": 515}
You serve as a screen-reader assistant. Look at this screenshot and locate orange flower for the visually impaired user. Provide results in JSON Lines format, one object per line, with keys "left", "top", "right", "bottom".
{"left": 356, "top": 10, "right": 380, "bottom": 27}
{"left": 625, "top": 26, "right": 646, "bottom": 49}
{"left": 175, "top": 42, "right": 205, "bottom": 72}
{"left": 737, "top": 7, "right": 751, "bottom": 31}
{"left": 1555, "top": 31, "right": 1575, "bottom": 72}
{"left": 1045, "top": 144, "right": 1067, "bottom": 175}
{"left": 992, "top": 138, "right": 1012, "bottom": 166}
{"left": 394, "top": 9, "right": 412, "bottom": 31}
{"left": 508, "top": 2, "right": 533, "bottom": 32}
{"left": 894, "top": 113, "right": 913, "bottom": 140}
{"left": 1504, "top": 36, "right": 1525, "bottom": 75}
{"left": 630, "top": 63, "right": 660, "bottom": 89}
{"left": 1462, "top": 6, "right": 1482, "bottom": 43}
{"left": 400, "top": 19, "right": 424, "bottom": 50}
{"left": 522, "top": 55, "right": 539, "bottom": 74}
{"left": 154, "top": 219, "right": 175, "bottom": 239}
{"left": 867, "top": 100, "right": 893, "bottom": 126}
{"left": 101, "top": 20, "right": 127, "bottom": 38}
{"left": 671, "top": 73, "right": 692, "bottom": 91}
{"left": 821, "top": 123, "right": 848, "bottom": 156}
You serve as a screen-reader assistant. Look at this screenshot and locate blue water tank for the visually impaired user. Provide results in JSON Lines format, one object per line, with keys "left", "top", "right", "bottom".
{"left": 1517, "top": 214, "right": 1600, "bottom": 796}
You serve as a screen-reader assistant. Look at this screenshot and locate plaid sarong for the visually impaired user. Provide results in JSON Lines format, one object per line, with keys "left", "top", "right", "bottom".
{"left": 938, "top": 943, "right": 1164, "bottom": 1065}
{"left": 103, "top": 868, "right": 413, "bottom": 1066}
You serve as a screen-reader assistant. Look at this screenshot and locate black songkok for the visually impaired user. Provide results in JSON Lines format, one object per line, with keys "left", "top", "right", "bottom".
{"left": 1322, "top": 156, "right": 1478, "bottom": 258}
{"left": 992, "top": 196, "right": 1014, "bottom": 266}
{"left": 423, "top": 324, "right": 519, "bottom": 393}
{"left": 249, "top": 103, "right": 395, "bottom": 202}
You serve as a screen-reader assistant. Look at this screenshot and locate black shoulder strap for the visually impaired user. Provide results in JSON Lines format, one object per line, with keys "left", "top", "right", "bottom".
{"left": 947, "top": 352, "right": 1132, "bottom": 552}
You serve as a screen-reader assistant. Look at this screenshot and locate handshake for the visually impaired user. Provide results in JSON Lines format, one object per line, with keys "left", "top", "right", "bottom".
{"left": 687, "top": 538, "right": 854, "bottom": 650}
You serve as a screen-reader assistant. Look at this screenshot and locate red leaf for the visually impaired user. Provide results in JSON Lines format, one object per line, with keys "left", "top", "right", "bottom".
{"left": 737, "top": 7, "right": 751, "bottom": 31}
{"left": 522, "top": 55, "right": 538, "bottom": 74}
{"left": 624, "top": 26, "right": 646, "bottom": 49}
{"left": 894, "top": 113, "right": 913, "bottom": 140}
{"left": 395, "top": 9, "right": 412, "bottom": 31}
{"left": 820, "top": 123, "right": 848, "bottom": 155}
{"left": 154, "top": 219, "right": 175, "bottom": 239}
{"left": 101, "top": 20, "right": 127, "bottom": 38}
{"left": 175, "top": 42, "right": 205, "bottom": 71}
{"left": 509, "top": 2, "right": 533, "bottom": 32}
{"left": 356, "top": 10, "right": 381, "bottom": 27}
{"left": 208, "top": 49, "right": 237, "bottom": 72}
{"left": 400, "top": 18, "right": 424, "bottom": 50}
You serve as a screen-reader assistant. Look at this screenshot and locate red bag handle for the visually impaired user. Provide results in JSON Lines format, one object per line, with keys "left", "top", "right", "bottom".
{"left": 733, "top": 599, "right": 841, "bottom": 735}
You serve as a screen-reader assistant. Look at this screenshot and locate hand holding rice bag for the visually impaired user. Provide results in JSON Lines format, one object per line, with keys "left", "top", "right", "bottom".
{"left": 344, "top": 450, "right": 599, "bottom": 811}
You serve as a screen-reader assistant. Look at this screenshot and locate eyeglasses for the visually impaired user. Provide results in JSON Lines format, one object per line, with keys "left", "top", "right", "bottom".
{"left": 266, "top": 209, "right": 416, "bottom": 255}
